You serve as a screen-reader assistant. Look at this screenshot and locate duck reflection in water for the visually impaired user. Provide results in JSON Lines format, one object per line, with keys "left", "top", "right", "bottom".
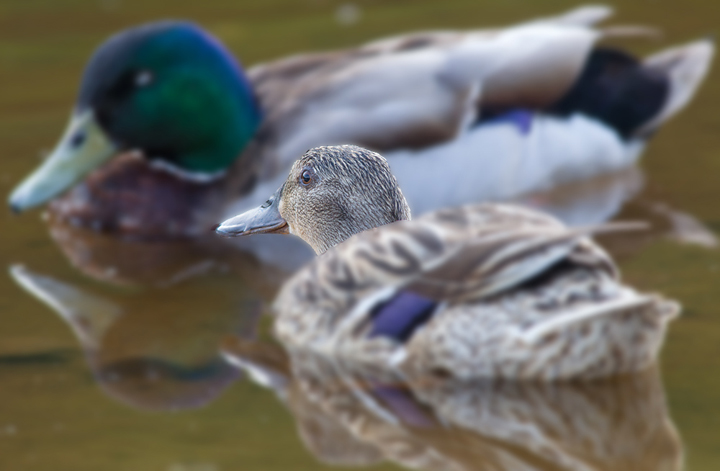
{"left": 10, "top": 264, "right": 262, "bottom": 411}
{"left": 223, "top": 338, "right": 682, "bottom": 471}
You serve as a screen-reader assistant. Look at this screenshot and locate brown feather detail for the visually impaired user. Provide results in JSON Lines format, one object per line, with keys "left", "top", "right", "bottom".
{"left": 247, "top": 30, "right": 461, "bottom": 96}
{"left": 248, "top": 51, "right": 353, "bottom": 115}
{"left": 261, "top": 144, "right": 679, "bottom": 380}
{"left": 480, "top": 36, "right": 597, "bottom": 110}
{"left": 356, "top": 205, "right": 616, "bottom": 304}
{"left": 274, "top": 204, "right": 614, "bottom": 344}
{"left": 246, "top": 31, "right": 477, "bottom": 160}
{"left": 272, "top": 197, "right": 679, "bottom": 380}
{"left": 359, "top": 116, "right": 464, "bottom": 151}
{"left": 47, "top": 152, "right": 256, "bottom": 240}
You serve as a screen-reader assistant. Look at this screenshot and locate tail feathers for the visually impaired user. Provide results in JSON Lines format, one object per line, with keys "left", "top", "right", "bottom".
{"left": 547, "top": 40, "right": 713, "bottom": 140}
{"left": 520, "top": 290, "right": 680, "bottom": 346}
{"left": 636, "top": 38, "right": 715, "bottom": 136}
{"left": 600, "top": 25, "right": 663, "bottom": 40}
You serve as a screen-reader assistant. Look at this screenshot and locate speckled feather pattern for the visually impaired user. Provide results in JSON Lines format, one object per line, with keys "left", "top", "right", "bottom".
{"left": 278, "top": 146, "right": 411, "bottom": 254}
{"left": 273, "top": 203, "right": 679, "bottom": 380}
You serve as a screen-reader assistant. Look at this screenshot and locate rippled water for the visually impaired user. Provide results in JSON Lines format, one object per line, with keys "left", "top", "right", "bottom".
{"left": 1, "top": 1, "right": 720, "bottom": 470}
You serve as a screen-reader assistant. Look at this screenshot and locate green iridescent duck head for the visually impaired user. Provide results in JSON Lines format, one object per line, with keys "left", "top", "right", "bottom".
{"left": 9, "top": 21, "right": 261, "bottom": 212}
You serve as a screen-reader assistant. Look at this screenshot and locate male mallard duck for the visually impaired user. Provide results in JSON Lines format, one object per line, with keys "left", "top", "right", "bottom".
{"left": 8, "top": 6, "right": 713, "bottom": 237}
{"left": 217, "top": 145, "right": 679, "bottom": 380}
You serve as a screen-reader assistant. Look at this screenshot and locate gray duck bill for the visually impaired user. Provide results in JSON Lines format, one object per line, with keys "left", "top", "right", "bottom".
{"left": 216, "top": 187, "right": 288, "bottom": 237}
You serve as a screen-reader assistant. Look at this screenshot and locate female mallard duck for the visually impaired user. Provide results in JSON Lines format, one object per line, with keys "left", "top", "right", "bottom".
{"left": 216, "top": 145, "right": 679, "bottom": 380}
{"left": 8, "top": 6, "right": 713, "bottom": 237}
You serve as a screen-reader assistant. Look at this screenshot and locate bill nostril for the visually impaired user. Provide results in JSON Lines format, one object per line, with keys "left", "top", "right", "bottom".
{"left": 70, "top": 132, "right": 86, "bottom": 148}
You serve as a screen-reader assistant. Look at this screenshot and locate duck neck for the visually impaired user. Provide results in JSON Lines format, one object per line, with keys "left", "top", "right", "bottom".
{"left": 307, "top": 199, "right": 412, "bottom": 255}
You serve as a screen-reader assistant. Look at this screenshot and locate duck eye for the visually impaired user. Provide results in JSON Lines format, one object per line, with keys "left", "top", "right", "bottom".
{"left": 135, "top": 70, "right": 154, "bottom": 87}
{"left": 300, "top": 169, "right": 313, "bottom": 186}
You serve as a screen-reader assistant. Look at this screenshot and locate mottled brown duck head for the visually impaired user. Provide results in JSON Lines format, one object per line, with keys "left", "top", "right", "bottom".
{"left": 217, "top": 145, "right": 411, "bottom": 254}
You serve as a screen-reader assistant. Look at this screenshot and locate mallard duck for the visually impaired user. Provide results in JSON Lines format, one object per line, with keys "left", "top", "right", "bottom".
{"left": 217, "top": 145, "right": 679, "bottom": 380}
{"left": 7, "top": 6, "right": 714, "bottom": 237}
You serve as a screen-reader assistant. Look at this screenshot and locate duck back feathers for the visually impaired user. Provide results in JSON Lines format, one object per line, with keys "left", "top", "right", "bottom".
{"left": 250, "top": 8, "right": 712, "bottom": 176}
{"left": 240, "top": 8, "right": 713, "bottom": 225}
{"left": 273, "top": 204, "right": 678, "bottom": 380}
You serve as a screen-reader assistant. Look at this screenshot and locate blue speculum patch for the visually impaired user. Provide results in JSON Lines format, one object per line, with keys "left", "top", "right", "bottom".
{"left": 484, "top": 109, "right": 534, "bottom": 135}
{"left": 369, "top": 382, "right": 435, "bottom": 427}
{"left": 369, "top": 290, "right": 437, "bottom": 342}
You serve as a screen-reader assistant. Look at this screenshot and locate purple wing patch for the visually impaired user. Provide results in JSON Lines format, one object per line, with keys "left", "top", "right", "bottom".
{"left": 370, "top": 383, "right": 435, "bottom": 428}
{"left": 369, "top": 291, "right": 437, "bottom": 342}
{"left": 483, "top": 109, "right": 534, "bottom": 135}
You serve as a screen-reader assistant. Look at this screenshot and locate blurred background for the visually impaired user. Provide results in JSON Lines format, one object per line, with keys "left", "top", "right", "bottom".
{"left": 1, "top": 1, "right": 720, "bottom": 470}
